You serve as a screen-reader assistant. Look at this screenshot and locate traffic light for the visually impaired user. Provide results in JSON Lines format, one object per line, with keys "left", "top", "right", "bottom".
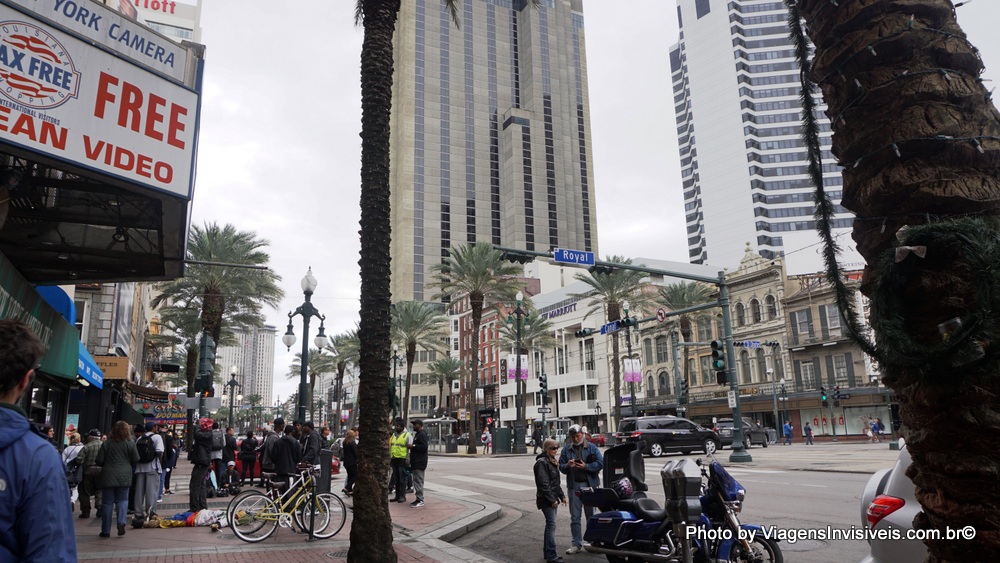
{"left": 588, "top": 264, "right": 614, "bottom": 276}
{"left": 820, "top": 386, "right": 829, "bottom": 407}
{"left": 539, "top": 372, "right": 548, "bottom": 396}
{"left": 204, "top": 386, "right": 215, "bottom": 398}
{"left": 499, "top": 249, "right": 535, "bottom": 264}
{"left": 834, "top": 385, "right": 841, "bottom": 407}
{"left": 620, "top": 316, "right": 639, "bottom": 328}
{"left": 710, "top": 340, "right": 727, "bottom": 385}
{"left": 679, "top": 379, "right": 688, "bottom": 404}
{"left": 575, "top": 328, "right": 595, "bottom": 338}
{"left": 500, "top": 358, "right": 508, "bottom": 384}
{"left": 195, "top": 332, "right": 216, "bottom": 393}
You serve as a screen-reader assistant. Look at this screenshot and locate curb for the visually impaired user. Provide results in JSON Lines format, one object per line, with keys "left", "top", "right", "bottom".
{"left": 408, "top": 492, "right": 503, "bottom": 562}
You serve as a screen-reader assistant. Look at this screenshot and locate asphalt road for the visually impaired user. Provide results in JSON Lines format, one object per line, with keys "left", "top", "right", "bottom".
{"left": 423, "top": 446, "right": 894, "bottom": 563}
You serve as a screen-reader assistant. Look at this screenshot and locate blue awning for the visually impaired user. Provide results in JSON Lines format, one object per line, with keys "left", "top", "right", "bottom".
{"left": 78, "top": 342, "right": 104, "bottom": 389}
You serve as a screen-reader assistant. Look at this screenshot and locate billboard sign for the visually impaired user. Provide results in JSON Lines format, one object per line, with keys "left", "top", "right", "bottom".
{"left": 0, "top": 2, "right": 199, "bottom": 199}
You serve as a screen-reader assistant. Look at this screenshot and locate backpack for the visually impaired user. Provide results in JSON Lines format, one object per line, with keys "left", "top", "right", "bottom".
{"left": 211, "top": 429, "right": 224, "bottom": 451}
{"left": 136, "top": 433, "right": 157, "bottom": 463}
{"left": 65, "top": 456, "right": 84, "bottom": 484}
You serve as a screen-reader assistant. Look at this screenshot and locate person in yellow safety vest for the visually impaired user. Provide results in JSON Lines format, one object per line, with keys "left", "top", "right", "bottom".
{"left": 388, "top": 418, "right": 412, "bottom": 503}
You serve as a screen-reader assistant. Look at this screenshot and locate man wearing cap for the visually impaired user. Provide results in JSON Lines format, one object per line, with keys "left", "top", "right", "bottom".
{"left": 559, "top": 424, "right": 603, "bottom": 555}
{"left": 134, "top": 421, "right": 164, "bottom": 520}
{"left": 79, "top": 429, "right": 104, "bottom": 518}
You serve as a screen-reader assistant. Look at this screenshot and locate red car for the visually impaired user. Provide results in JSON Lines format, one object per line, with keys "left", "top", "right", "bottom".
{"left": 588, "top": 433, "right": 606, "bottom": 447}
{"left": 233, "top": 439, "right": 340, "bottom": 478}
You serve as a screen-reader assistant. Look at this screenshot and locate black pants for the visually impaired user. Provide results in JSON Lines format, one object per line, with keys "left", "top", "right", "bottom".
{"left": 344, "top": 463, "right": 357, "bottom": 493}
{"left": 190, "top": 464, "right": 209, "bottom": 511}
{"left": 240, "top": 457, "right": 256, "bottom": 484}
{"left": 163, "top": 465, "right": 173, "bottom": 491}
{"left": 390, "top": 458, "right": 407, "bottom": 499}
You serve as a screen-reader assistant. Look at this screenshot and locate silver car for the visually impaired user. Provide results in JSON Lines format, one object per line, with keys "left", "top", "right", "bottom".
{"left": 859, "top": 444, "right": 926, "bottom": 562}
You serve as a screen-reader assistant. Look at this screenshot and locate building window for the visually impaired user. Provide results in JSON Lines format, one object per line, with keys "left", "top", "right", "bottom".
{"left": 740, "top": 350, "right": 752, "bottom": 383}
{"left": 584, "top": 339, "right": 595, "bottom": 371}
{"left": 700, "top": 355, "right": 712, "bottom": 385}
{"left": 658, "top": 371, "right": 669, "bottom": 395}
{"left": 833, "top": 354, "right": 848, "bottom": 383}
{"left": 655, "top": 336, "right": 668, "bottom": 363}
{"left": 695, "top": 0, "right": 711, "bottom": 18}
{"left": 801, "top": 361, "right": 816, "bottom": 389}
{"left": 697, "top": 317, "right": 711, "bottom": 341}
{"left": 556, "top": 347, "right": 566, "bottom": 375}
{"left": 643, "top": 338, "right": 654, "bottom": 365}
{"left": 736, "top": 303, "right": 746, "bottom": 326}
{"left": 765, "top": 295, "right": 778, "bottom": 319}
{"left": 647, "top": 375, "right": 655, "bottom": 397}
{"left": 825, "top": 305, "right": 842, "bottom": 330}
{"left": 750, "top": 299, "right": 762, "bottom": 324}
{"left": 757, "top": 348, "right": 767, "bottom": 380}
{"left": 794, "top": 310, "right": 811, "bottom": 335}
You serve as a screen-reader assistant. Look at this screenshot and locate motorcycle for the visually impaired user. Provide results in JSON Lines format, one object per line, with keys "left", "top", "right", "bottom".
{"left": 580, "top": 442, "right": 782, "bottom": 563}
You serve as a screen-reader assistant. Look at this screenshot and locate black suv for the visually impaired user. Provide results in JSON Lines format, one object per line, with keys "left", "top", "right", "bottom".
{"left": 714, "top": 417, "right": 768, "bottom": 449}
{"left": 614, "top": 416, "right": 721, "bottom": 457}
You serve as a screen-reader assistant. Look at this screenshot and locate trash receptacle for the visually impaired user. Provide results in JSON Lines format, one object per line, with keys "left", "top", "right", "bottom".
{"left": 318, "top": 449, "right": 333, "bottom": 494}
{"left": 493, "top": 427, "right": 512, "bottom": 454}
{"left": 446, "top": 434, "right": 458, "bottom": 453}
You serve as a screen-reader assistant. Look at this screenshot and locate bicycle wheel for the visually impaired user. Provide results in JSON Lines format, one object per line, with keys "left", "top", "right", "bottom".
{"left": 226, "top": 489, "right": 264, "bottom": 524}
{"left": 230, "top": 491, "right": 279, "bottom": 543}
{"left": 294, "top": 492, "right": 347, "bottom": 539}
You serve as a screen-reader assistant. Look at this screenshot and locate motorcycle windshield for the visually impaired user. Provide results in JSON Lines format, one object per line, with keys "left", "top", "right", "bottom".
{"left": 709, "top": 461, "right": 745, "bottom": 502}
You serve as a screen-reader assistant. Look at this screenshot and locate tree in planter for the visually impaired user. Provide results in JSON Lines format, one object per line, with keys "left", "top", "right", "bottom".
{"left": 391, "top": 301, "right": 449, "bottom": 422}
{"left": 572, "top": 257, "right": 655, "bottom": 429}
{"left": 793, "top": 1, "right": 1000, "bottom": 559}
{"left": 430, "top": 242, "right": 523, "bottom": 454}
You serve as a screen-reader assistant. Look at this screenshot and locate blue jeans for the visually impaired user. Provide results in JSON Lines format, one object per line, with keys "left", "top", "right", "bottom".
{"left": 101, "top": 486, "right": 129, "bottom": 535}
{"left": 784, "top": 433, "right": 792, "bottom": 445}
{"left": 542, "top": 505, "right": 558, "bottom": 561}
{"left": 568, "top": 481, "right": 594, "bottom": 547}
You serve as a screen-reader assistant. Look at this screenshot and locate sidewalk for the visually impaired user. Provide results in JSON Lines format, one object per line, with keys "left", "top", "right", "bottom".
{"left": 74, "top": 460, "right": 501, "bottom": 562}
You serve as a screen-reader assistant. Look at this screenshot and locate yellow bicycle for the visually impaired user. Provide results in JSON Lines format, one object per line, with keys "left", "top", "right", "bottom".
{"left": 229, "top": 464, "right": 346, "bottom": 542}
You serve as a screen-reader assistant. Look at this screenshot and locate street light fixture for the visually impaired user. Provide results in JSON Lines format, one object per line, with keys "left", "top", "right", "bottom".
{"left": 226, "top": 365, "right": 242, "bottom": 430}
{"left": 282, "top": 267, "right": 330, "bottom": 423}
{"left": 767, "top": 368, "right": 778, "bottom": 431}
{"left": 507, "top": 290, "right": 527, "bottom": 454}
{"left": 392, "top": 344, "right": 401, "bottom": 419}
{"left": 779, "top": 378, "right": 788, "bottom": 427}
{"left": 595, "top": 400, "right": 602, "bottom": 432}
{"left": 623, "top": 300, "right": 637, "bottom": 417}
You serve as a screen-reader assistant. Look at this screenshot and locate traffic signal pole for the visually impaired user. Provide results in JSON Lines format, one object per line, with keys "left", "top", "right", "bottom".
{"left": 719, "top": 277, "right": 752, "bottom": 462}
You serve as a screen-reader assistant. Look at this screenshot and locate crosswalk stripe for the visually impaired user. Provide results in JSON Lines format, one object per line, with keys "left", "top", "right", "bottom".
{"left": 424, "top": 483, "right": 483, "bottom": 497}
{"left": 441, "top": 475, "right": 535, "bottom": 491}
{"left": 485, "top": 472, "right": 536, "bottom": 482}
{"left": 723, "top": 468, "right": 785, "bottom": 474}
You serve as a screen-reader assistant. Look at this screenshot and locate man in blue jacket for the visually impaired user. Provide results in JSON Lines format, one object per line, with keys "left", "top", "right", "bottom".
{"left": 0, "top": 320, "right": 76, "bottom": 561}
{"left": 559, "top": 424, "right": 603, "bottom": 555}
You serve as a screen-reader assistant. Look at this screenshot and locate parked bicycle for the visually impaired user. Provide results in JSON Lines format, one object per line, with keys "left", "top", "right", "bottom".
{"left": 229, "top": 463, "right": 346, "bottom": 542}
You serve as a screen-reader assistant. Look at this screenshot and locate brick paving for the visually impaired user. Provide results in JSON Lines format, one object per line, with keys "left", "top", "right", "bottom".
{"left": 74, "top": 459, "right": 499, "bottom": 562}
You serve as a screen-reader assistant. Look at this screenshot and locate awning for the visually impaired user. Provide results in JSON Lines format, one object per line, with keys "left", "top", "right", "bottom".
{"left": 119, "top": 401, "right": 147, "bottom": 426}
{"left": 77, "top": 341, "right": 104, "bottom": 389}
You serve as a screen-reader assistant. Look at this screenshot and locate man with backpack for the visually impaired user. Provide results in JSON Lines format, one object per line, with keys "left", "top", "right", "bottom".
{"left": 133, "top": 421, "right": 164, "bottom": 523}
{"left": 210, "top": 422, "right": 225, "bottom": 487}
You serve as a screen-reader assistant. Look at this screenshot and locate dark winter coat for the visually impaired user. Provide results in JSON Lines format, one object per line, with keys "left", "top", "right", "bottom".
{"left": 534, "top": 453, "right": 565, "bottom": 510}
{"left": 273, "top": 433, "right": 302, "bottom": 476}
{"left": 240, "top": 437, "right": 259, "bottom": 459}
{"left": 300, "top": 431, "right": 322, "bottom": 465}
{"left": 190, "top": 429, "right": 213, "bottom": 466}
{"left": 341, "top": 440, "right": 358, "bottom": 467}
{"left": 0, "top": 403, "right": 76, "bottom": 562}
{"left": 96, "top": 439, "right": 139, "bottom": 488}
{"left": 410, "top": 429, "right": 429, "bottom": 471}
{"left": 223, "top": 433, "right": 238, "bottom": 464}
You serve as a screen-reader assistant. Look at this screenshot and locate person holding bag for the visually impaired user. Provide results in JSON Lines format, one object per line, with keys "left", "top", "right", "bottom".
{"left": 535, "top": 438, "right": 567, "bottom": 563}
{"left": 79, "top": 429, "right": 103, "bottom": 518}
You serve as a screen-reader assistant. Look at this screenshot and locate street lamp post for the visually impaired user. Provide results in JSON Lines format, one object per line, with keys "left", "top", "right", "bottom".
{"left": 595, "top": 401, "right": 602, "bottom": 434}
{"left": 623, "top": 300, "right": 636, "bottom": 417}
{"left": 780, "top": 379, "right": 788, "bottom": 426}
{"left": 282, "top": 267, "right": 331, "bottom": 423}
{"left": 507, "top": 291, "right": 527, "bottom": 454}
{"left": 768, "top": 368, "right": 778, "bottom": 430}
{"left": 225, "top": 366, "right": 242, "bottom": 430}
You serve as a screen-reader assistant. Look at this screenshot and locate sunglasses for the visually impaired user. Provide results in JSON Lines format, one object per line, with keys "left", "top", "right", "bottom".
{"left": 547, "top": 446, "right": 559, "bottom": 450}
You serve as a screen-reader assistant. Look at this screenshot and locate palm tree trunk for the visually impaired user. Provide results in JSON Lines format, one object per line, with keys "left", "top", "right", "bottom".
{"left": 797, "top": 1, "right": 1000, "bottom": 559}
{"left": 350, "top": 0, "right": 400, "bottom": 560}
{"left": 467, "top": 294, "right": 484, "bottom": 454}
{"left": 403, "top": 346, "right": 415, "bottom": 421}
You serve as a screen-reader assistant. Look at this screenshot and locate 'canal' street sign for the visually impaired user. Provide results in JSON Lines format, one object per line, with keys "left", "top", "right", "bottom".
{"left": 600, "top": 321, "right": 621, "bottom": 335}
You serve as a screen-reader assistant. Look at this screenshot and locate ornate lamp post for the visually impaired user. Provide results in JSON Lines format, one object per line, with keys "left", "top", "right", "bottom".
{"left": 768, "top": 368, "right": 778, "bottom": 430}
{"left": 282, "top": 267, "right": 330, "bottom": 423}
{"left": 623, "top": 300, "right": 637, "bottom": 417}
{"left": 392, "top": 344, "right": 401, "bottom": 419}
{"left": 225, "top": 365, "right": 242, "bottom": 430}
{"left": 507, "top": 291, "right": 527, "bottom": 454}
{"left": 780, "top": 378, "right": 788, "bottom": 426}
{"left": 595, "top": 401, "right": 602, "bottom": 433}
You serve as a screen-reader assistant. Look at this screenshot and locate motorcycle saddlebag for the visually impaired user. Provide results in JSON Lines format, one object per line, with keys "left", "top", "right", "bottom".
{"left": 584, "top": 510, "right": 643, "bottom": 545}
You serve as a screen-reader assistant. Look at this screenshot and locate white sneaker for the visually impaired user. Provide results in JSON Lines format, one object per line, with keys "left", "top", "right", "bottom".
{"left": 566, "top": 545, "right": 584, "bottom": 554}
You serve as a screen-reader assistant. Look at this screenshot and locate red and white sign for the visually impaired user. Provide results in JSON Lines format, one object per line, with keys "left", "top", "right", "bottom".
{"left": 656, "top": 307, "right": 667, "bottom": 323}
{"left": 0, "top": 4, "right": 198, "bottom": 199}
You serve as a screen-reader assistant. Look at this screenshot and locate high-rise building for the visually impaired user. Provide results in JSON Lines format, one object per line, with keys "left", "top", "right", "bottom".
{"left": 215, "top": 325, "right": 277, "bottom": 404}
{"left": 390, "top": 0, "right": 599, "bottom": 301}
{"left": 670, "top": 0, "right": 860, "bottom": 273}
{"left": 108, "top": 0, "right": 203, "bottom": 43}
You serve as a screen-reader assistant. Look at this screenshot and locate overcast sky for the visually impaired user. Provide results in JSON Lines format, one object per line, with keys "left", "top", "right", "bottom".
{"left": 189, "top": 1, "right": 1000, "bottom": 404}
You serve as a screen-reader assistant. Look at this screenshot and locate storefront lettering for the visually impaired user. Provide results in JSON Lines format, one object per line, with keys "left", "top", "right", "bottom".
{"left": 0, "top": 286, "right": 53, "bottom": 347}
{"left": 0, "top": 105, "right": 67, "bottom": 149}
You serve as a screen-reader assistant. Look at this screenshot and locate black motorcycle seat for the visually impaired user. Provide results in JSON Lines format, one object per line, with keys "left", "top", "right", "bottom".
{"left": 632, "top": 496, "right": 667, "bottom": 522}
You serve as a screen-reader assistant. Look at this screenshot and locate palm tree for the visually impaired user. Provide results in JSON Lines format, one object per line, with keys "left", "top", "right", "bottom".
{"left": 153, "top": 223, "right": 283, "bottom": 429}
{"left": 391, "top": 301, "right": 449, "bottom": 421}
{"left": 286, "top": 348, "right": 337, "bottom": 421}
{"left": 793, "top": 2, "right": 1000, "bottom": 558}
{"left": 658, "top": 282, "right": 714, "bottom": 394}
{"left": 426, "top": 356, "right": 462, "bottom": 416}
{"left": 499, "top": 306, "right": 558, "bottom": 431}
{"left": 572, "top": 257, "right": 655, "bottom": 429}
{"left": 327, "top": 330, "right": 360, "bottom": 436}
{"left": 430, "top": 242, "right": 524, "bottom": 454}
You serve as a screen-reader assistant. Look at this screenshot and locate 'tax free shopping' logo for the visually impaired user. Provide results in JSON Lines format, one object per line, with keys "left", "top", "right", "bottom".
{"left": 0, "top": 21, "right": 79, "bottom": 109}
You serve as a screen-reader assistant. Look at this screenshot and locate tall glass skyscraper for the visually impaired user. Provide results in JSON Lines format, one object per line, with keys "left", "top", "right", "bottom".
{"left": 390, "top": 0, "right": 599, "bottom": 301}
{"left": 671, "top": 0, "right": 860, "bottom": 273}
